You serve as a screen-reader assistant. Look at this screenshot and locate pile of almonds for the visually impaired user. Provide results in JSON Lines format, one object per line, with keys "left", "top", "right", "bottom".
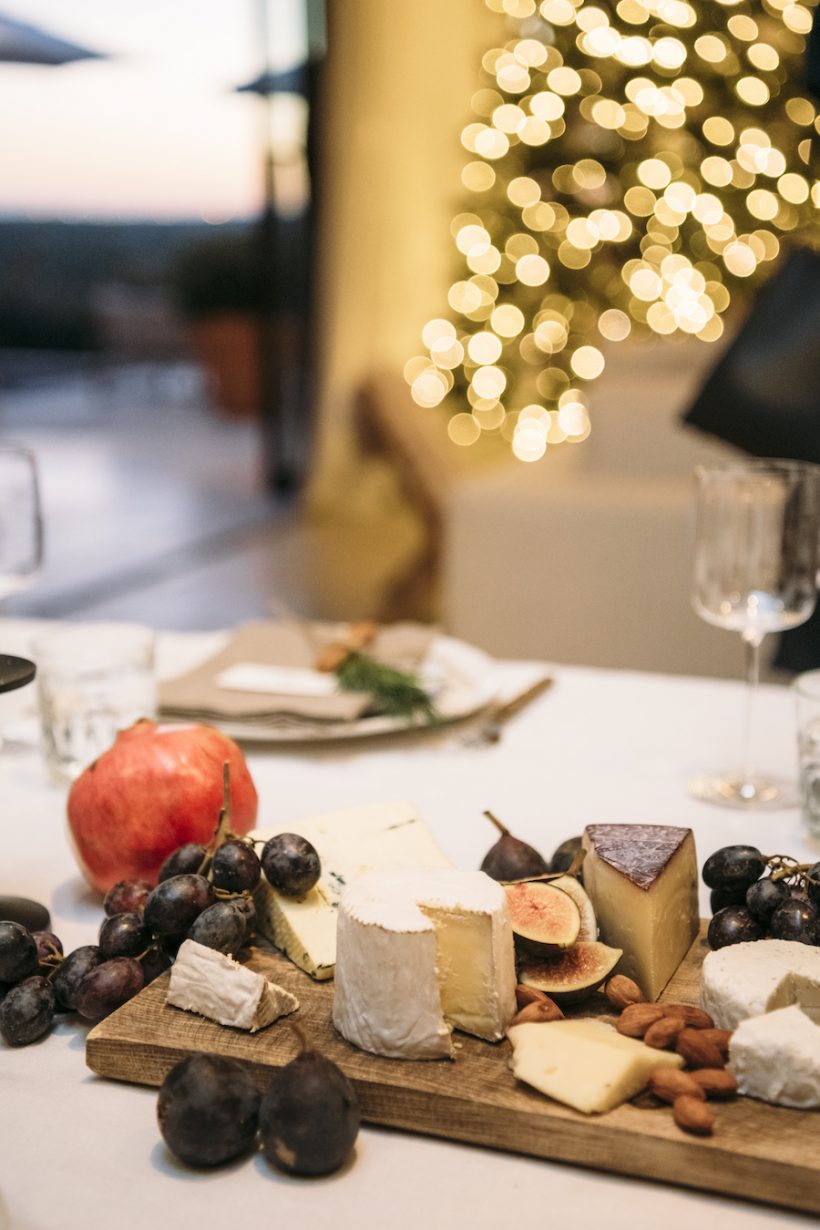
{"left": 512, "top": 973, "right": 737, "bottom": 1137}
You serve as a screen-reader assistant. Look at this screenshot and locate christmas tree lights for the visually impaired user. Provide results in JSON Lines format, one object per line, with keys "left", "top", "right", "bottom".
{"left": 407, "top": 0, "right": 820, "bottom": 462}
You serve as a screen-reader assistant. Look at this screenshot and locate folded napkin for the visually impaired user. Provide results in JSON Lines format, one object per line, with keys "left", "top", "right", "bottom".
{"left": 158, "top": 620, "right": 437, "bottom": 725}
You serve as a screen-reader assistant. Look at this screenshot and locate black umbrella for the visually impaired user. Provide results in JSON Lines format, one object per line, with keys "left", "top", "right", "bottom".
{"left": 0, "top": 12, "right": 105, "bottom": 65}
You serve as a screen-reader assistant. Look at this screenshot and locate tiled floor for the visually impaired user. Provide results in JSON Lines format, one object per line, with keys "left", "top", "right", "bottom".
{"left": 1, "top": 361, "right": 313, "bottom": 630}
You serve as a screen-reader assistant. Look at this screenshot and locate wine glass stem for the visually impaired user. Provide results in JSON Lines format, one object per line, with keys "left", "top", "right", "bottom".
{"left": 741, "top": 632, "right": 764, "bottom": 788}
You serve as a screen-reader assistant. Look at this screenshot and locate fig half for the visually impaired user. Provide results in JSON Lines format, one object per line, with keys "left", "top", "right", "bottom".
{"left": 518, "top": 941, "right": 622, "bottom": 1005}
{"left": 548, "top": 874, "right": 597, "bottom": 942}
{"left": 504, "top": 881, "right": 581, "bottom": 953}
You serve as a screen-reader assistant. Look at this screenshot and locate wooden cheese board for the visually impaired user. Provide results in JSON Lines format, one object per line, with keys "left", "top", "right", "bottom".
{"left": 86, "top": 924, "right": 819, "bottom": 1216}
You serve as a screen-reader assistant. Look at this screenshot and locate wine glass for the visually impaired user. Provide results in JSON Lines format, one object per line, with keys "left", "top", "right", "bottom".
{"left": 690, "top": 459, "right": 820, "bottom": 808}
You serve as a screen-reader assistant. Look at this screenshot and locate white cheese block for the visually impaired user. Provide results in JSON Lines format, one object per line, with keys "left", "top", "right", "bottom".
{"left": 581, "top": 824, "right": 699, "bottom": 1000}
{"left": 252, "top": 801, "right": 451, "bottom": 980}
{"left": 332, "top": 869, "right": 516, "bottom": 1059}
{"left": 701, "top": 939, "right": 820, "bottom": 1030}
{"left": 166, "top": 940, "right": 299, "bottom": 1032}
{"left": 729, "top": 1005, "right": 820, "bottom": 1109}
{"left": 508, "top": 1018, "right": 684, "bottom": 1114}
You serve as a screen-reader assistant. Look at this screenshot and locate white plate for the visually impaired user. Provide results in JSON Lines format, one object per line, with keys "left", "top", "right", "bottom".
{"left": 213, "top": 635, "right": 500, "bottom": 743}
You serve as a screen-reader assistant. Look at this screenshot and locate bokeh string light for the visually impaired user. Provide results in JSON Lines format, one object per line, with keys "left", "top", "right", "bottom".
{"left": 407, "top": 0, "right": 819, "bottom": 463}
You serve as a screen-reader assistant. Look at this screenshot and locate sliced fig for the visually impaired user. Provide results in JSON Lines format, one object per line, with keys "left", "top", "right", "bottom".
{"left": 548, "top": 874, "right": 597, "bottom": 942}
{"left": 518, "top": 941, "right": 622, "bottom": 1004}
{"left": 504, "top": 881, "right": 580, "bottom": 953}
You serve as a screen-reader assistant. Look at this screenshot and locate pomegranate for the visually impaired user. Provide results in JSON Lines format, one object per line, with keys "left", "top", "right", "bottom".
{"left": 66, "top": 719, "right": 258, "bottom": 894}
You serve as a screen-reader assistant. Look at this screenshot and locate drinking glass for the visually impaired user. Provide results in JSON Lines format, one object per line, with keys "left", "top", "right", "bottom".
{"left": 690, "top": 460, "right": 820, "bottom": 808}
{"left": 0, "top": 445, "right": 42, "bottom": 603}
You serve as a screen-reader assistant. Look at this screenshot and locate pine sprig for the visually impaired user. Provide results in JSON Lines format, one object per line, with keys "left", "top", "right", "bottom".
{"left": 335, "top": 652, "right": 438, "bottom": 724}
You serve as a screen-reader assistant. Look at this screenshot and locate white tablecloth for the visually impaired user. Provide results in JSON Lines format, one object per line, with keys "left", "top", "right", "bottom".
{"left": 1, "top": 620, "right": 817, "bottom": 1230}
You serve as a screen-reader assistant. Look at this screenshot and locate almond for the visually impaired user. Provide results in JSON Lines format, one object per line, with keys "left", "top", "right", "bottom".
{"left": 515, "top": 983, "right": 549, "bottom": 1010}
{"left": 690, "top": 1068, "right": 738, "bottom": 1100}
{"left": 660, "top": 1003, "right": 714, "bottom": 1030}
{"left": 696, "top": 1027, "right": 733, "bottom": 1058}
{"left": 643, "top": 1015, "right": 687, "bottom": 1050}
{"left": 648, "top": 1068, "right": 706, "bottom": 1104}
{"left": 510, "top": 998, "right": 564, "bottom": 1025}
{"left": 616, "top": 1003, "right": 666, "bottom": 1038}
{"left": 676, "top": 1027, "right": 726, "bottom": 1069}
{"left": 673, "top": 1094, "right": 715, "bottom": 1136}
{"left": 605, "top": 975, "right": 646, "bottom": 1010}
{"left": 630, "top": 1089, "right": 665, "bottom": 1110}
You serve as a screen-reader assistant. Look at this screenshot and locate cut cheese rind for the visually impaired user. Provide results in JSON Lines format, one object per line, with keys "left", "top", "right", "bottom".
{"left": 581, "top": 824, "right": 699, "bottom": 1000}
{"left": 167, "top": 940, "right": 299, "bottom": 1032}
{"left": 729, "top": 1005, "right": 820, "bottom": 1109}
{"left": 701, "top": 939, "right": 820, "bottom": 1030}
{"left": 332, "top": 869, "right": 516, "bottom": 1059}
{"left": 508, "top": 1018, "right": 684, "bottom": 1114}
{"left": 251, "top": 801, "right": 451, "bottom": 980}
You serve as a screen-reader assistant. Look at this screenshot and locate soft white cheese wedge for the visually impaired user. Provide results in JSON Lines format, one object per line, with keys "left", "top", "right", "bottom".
{"left": 332, "top": 869, "right": 516, "bottom": 1059}
{"left": 252, "top": 801, "right": 451, "bottom": 980}
{"left": 729, "top": 1005, "right": 820, "bottom": 1109}
{"left": 508, "top": 1018, "right": 684, "bottom": 1114}
{"left": 701, "top": 939, "right": 820, "bottom": 1030}
{"left": 166, "top": 940, "right": 298, "bottom": 1032}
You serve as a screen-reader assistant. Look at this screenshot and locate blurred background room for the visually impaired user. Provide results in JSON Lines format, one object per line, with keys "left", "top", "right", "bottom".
{"left": 1, "top": 0, "right": 818, "bottom": 678}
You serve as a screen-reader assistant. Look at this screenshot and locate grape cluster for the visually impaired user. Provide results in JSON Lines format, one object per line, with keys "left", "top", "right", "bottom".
{"left": 0, "top": 830, "right": 321, "bottom": 1048}
{"left": 703, "top": 845, "right": 820, "bottom": 950}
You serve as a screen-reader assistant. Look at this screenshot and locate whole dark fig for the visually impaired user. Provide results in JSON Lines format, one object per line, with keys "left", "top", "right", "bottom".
{"left": 260, "top": 1041, "right": 360, "bottom": 1176}
{"left": 158, "top": 1053, "right": 260, "bottom": 1168}
{"left": 549, "top": 836, "right": 584, "bottom": 876}
{"left": 479, "top": 811, "right": 549, "bottom": 882}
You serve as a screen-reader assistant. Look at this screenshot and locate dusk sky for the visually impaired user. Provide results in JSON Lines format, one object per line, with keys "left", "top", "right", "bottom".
{"left": 0, "top": 0, "right": 307, "bottom": 221}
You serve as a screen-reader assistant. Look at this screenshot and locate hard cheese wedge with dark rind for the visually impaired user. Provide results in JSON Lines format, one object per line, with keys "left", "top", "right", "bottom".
{"left": 581, "top": 824, "right": 699, "bottom": 1000}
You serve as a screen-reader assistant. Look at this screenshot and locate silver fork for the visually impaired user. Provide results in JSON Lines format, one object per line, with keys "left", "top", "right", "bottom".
{"left": 460, "top": 675, "right": 554, "bottom": 747}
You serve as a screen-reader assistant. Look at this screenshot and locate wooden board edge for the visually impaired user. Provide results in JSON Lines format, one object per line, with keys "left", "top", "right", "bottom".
{"left": 85, "top": 1035, "right": 820, "bottom": 1217}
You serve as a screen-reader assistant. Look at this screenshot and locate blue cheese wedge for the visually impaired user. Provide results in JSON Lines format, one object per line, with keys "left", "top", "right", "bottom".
{"left": 729, "top": 1005, "right": 820, "bottom": 1109}
{"left": 167, "top": 940, "right": 298, "bottom": 1032}
{"left": 252, "top": 801, "right": 451, "bottom": 980}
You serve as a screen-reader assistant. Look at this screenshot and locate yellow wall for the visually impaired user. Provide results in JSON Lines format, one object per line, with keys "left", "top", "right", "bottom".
{"left": 308, "top": 0, "right": 495, "bottom": 508}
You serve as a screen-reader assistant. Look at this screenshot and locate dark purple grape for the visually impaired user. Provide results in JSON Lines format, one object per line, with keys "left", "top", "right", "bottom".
{"left": 103, "top": 880, "right": 152, "bottom": 918}
{"left": 158, "top": 844, "right": 209, "bottom": 883}
{"left": 98, "top": 912, "right": 153, "bottom": 960}
{"left": 0, "top": 975, "right": 55, "bottom": 1045}
{"left": 32, "top": 930, "right": 63, "bottom": 970}
{"left": 144, "top": 875, "right": 215, "bottom": 936}
{"left": 140, "top": 946, "right": 174, "bottom": 985}
{"left": 262, "top": 834, "right": 321, "bottom": 897}
{"left": 702, "top": 845, "right": 766, "bottom": 892}
{"left": 50, "top": 945, "right": 101, "bottom": 1012}
{"left": 707, "top": 905, "right": 765, "bottom": 950}
{"left": 259, "top": 1047, "right": 360, "bottom": 1176}
{"left": 211, "top": 840, "right": 261, "bottom": 893}
{"left": 75, "top": 957, "right": 145, "bottom": 1021}
{"left": 768, "top": 897, "right": 819, "bottom": 945}
{"left": 806, "top": 862, "right": 820, "bottom": 908}
{"left": 745, "top": 877, "right": 789, "bottom": 924}
{"left": 0, "top": 921, "right": 38, "bottom": 984}
{"left": 158, "top": 1053, "right": 260, "bottom": 1168}
{"left": 710, "top": 885, "right": 749, "bottom": 913}
{"left": 187, "top": 901, "right": 246, "bottom": 955}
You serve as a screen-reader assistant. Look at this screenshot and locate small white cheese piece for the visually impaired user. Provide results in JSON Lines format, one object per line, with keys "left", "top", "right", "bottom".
{"left": 167, "top": 940, "right": 299, "bottom": 1032}
{"left": 332, "top": 869, "right": 516, "bottom": 1059}
{"left": 508, "top": 1018, "right": 684, "bottom": 1114}
{"left": 701, "top": 939, "right": 820, "bottom": 1031}
{"left": 729, "top": 1005, "right": 820, "bottom": 1109}
{"left": 581, "top": 824, "right": 699, "bottom": 1000}
{"left": 252, "top": 801, "right": 451, "bottom": 980}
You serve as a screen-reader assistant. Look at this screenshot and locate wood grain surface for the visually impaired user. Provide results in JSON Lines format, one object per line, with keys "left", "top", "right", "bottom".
{"left": 86, "top": 925, "right": 818, "bottom": 1215}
